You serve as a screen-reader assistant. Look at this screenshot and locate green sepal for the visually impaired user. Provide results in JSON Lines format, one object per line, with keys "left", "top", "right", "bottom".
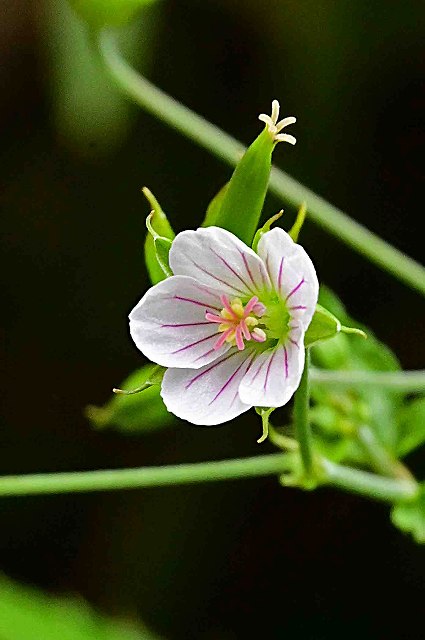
{"left": 69, "top": 0, "right": 160, "bottom": 28}
{"left": 85, "top": 364, "right": 173, "bottom": 434}
{"left": 142, "top": 187, "right": 175, "bottom": 284}
{"left": 288, "top": 202, "right": 307, "bottom": 242}
{"left": 304, "top": 304, "right": 367, "bottom": 347}
{"left": 205, "top": 128, "right": 275, "bottom": 245}
{"left": 251, "top": 210, "right": 283, "bottom": 252}
{"left": 201, "top": 183, "right": 228, "bottom": 227}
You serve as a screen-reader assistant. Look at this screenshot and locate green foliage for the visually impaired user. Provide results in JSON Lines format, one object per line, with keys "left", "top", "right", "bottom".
{"left": 397, "top": 397, "right": 425, "bottom": 457}
{"left": 0, "top": 574, "right": 160, "bottom": 640}
{"left": 70, "top": 0, "right": 160, "bottom": 28}
{"left": 142, "top": 187, "right": 175, "bottom": 285}
{"left": 310, "top": 287, "right": 402, "bottom": 462}
{"left": 391, "top": 483, "right": 425, "bottom": 544}
{"left": 86, "top": 365, "right": 173, "bottom": 433}
{"left": 204, "top": 128, "right": 275, "bottom": 245}
{"left": 45, "top": 0, "right": 154, "bottom": 158}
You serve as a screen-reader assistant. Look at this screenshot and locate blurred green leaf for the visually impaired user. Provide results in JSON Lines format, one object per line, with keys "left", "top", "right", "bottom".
{"left": 310, "top": 287, "right": 402, "bottom": 460}
{"left": 0, "top": 574, "right": 160, "bottom": 640}
{"left": 43, "top": 0, "right": 158, "bottom": 158}
{"left": 86, "top": 365, "right": 174, "bottom": 433}
{"left": 391, "top": 483, "right": 425, "bottom": 544}
{"left": 69, "top": 0, "right": 160, "bottom": 28}
{"left": 204, "top": 128, "right": 274, "bottom": 245}
{"left": 397, "top": 397, "right": 425, "bottom": 457}
{"left": 142, "top": 187, "right": 175, "bottom": 284}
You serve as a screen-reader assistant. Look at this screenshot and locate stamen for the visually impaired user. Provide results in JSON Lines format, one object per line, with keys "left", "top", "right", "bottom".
{"left": 206, "top": 295, "right": 267, "bottom": 350}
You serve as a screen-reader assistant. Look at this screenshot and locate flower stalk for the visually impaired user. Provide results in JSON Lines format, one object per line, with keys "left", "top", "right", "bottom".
{"left": 293, "top": 349, "right": 314, "bottom": 477}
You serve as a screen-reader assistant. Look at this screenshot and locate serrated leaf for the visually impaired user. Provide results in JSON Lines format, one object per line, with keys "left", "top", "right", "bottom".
{"left": 86, "top": 365, "right": 173, "bottom": 434}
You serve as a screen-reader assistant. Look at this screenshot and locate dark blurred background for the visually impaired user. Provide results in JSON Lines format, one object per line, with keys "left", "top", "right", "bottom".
{"left": 1, "top": 0, "right": 425, "bottom": 638}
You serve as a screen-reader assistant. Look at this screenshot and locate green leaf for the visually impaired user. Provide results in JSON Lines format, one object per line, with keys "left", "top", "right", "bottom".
{"left": 205, "top": 128, "right": 274, "bottom": 245}
{"left": 391, "top": 483, "right": 425, "bottom": 544}
{"left": 397, "top": 397, "right": 425, "bottom": 457}
{"left": 0, "top": 573, "right": 160, "bottom": 640}
{"left": 201, "top": 183, "right": 228, "bottom": 227}
{"left": 142, "top": 187, "right": 175, "bottom": 284}
{"left": 310, "top": 287, "right": 402, "bottom": 459}
{"left": 69, "top": 0, "right": 160, "bottom": 28}
{"left": 86, "top": 365, "right": 174, "bottom": 434}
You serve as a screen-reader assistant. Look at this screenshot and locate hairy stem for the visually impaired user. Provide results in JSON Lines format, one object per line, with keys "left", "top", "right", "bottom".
{"left": 97, "top": 30, "right": 425, "bottom": 297}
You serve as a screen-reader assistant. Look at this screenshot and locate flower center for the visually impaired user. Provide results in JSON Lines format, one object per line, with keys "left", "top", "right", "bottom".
{"left": 206, "top": 295, "right": 267, "bottom": 351}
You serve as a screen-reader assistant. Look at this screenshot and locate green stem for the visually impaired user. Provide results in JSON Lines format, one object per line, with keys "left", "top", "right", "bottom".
{"left": 97, "top": 30, "right": 425, "bottom": 297}
{"left": 310, "top": 368, "right": 425, "bottom": 392}
{"left": 356, "top": 425, "right": 416, "bottom": 482}
{"left": 293, "top": 349, "right": 313, "bottom": 476}
{"left": 0, "top": 454, "right": 292, "bottom": 497}
{"left": 320, "top": 459, "right": 418, "bottom": 503}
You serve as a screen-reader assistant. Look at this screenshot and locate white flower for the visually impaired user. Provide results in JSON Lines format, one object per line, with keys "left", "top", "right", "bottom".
{"left": 258, "top": 100, "right": 297, "bottom": 145}
{"left": 129, "top": 226, "right": 318, "bottom": 425}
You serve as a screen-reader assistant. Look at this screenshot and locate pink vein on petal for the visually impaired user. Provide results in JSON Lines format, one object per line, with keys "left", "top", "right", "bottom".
{"left": 288, "top": 337, "right": 299, "bottom": 348}
{"left": 277, "top": 257, "right": 285, "bottom": 292}
{"left": 161, "top": 321, "right": 212, "bottom": 328}
{"left": 185, "top": 350, "right": 241, "bottom": 390}
{"left": 289, "top": 305, "right": 307, "bottom": 311}
{"left": 286, "top": 278, "right": 305, "bottom": 301}
{"left": 283, "top": 346, "right": 289, "bottom": 378}
{"left": 263, "top": 350, "right": 276, "bottom": 391}
{"left": 239, "top": 251, "right": 259, "bottom": 290}
{"left": 209, "top": 352, "right": 256, "bottom": 406}
{"left": 171, "top": 332, "right": 218, "bottom": 354}
{"left": 210, "top": 248, "right": 255, "bottom": 294}
{"left": 191, "top": 260, "right": 246, "bottom": 295}
{"left": 173, "top": 296, "right": 221, "bottom": 311}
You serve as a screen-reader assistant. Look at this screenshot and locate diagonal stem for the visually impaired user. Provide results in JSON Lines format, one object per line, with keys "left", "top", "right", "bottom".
{"left": 96, "top": 30, "right": 425, "bottom": 297}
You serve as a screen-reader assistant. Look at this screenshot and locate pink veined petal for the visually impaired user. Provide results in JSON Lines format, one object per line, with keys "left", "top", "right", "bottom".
{"left": 161, "top": 348, "right": 256, "bottom": 425}
{"left": 257, "top": 227, "right": 319, "bottom": 328}
{"left": 238, "top": 328, "right": 305, "bottom": 407}
{"left": 129, "top": 275, "right": 230, "bottom": 369}
{"left": 169, "top": 227, "right": 271, "bottom": 298}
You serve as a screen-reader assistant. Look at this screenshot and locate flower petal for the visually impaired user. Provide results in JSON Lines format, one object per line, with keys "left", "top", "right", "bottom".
{"left": 169, "top": 226, "right": 271, "bottom": 299}
{"left": 257, "top": 227, "right": 318, "bottom": 328}
{"left": 161, "top": 348, "right": 256, "bottom": 425}
{"left": 238, "top": 328, "right": 305, "bottom": 407}
{"left": 129, "top": 275, "right": 229, "bottom": 369}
